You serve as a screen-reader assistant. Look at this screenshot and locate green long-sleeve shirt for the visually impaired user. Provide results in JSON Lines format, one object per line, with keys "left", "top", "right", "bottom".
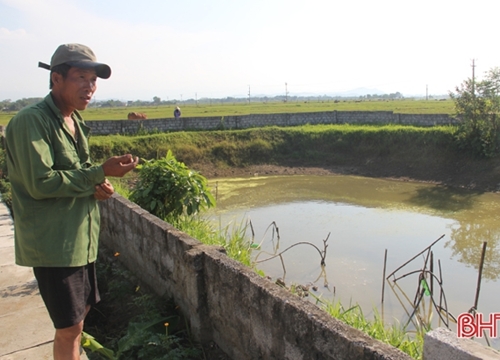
{"left": 5, "top": 94, "right": 106, "bottom": 267}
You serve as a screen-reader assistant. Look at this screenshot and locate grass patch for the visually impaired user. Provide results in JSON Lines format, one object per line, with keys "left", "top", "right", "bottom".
{"left": 166, "top": 215, "right": 253, "bottom": 267}
{"left": 315, "top": 296, "right": 424, "bottom": 359}
{"left": 89, "top": 124, "right": 458, "bottom": 175}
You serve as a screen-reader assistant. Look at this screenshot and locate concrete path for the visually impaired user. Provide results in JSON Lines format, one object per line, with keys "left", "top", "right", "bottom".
{"left": 0, "top": 201, "right": 89, "bottom": 360}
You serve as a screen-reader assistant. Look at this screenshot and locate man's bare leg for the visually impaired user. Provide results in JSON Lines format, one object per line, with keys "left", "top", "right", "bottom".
{"left": 53, "top": 305, "right": 90, "bottom": 360}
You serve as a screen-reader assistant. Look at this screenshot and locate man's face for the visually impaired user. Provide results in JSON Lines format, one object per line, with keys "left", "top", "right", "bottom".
{"left": 55, "top": 67, "right": 98, "bottom": 111}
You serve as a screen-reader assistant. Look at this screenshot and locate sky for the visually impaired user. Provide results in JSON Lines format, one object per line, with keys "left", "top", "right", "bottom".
{"left": 1, "top": 0, "right": 499, "bottom": 102}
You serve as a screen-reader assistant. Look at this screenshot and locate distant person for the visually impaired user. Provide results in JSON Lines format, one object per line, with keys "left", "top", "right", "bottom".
{"left": 174, "top": 106, "right": 181, "bottom": 119}
{"left": 5, "top": 43, "right": 138, "bottom": 360}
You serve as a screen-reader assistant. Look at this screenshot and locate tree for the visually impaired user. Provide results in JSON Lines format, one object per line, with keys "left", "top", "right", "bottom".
{"left": 450, "top": 67, "right": 500, "bottom": 157}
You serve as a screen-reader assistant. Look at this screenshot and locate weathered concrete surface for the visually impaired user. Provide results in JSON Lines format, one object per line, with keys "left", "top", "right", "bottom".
{"left": 202, "top": 247, "right": 410, "bottom": 360}
{"left": 99, "top": 194, "right": 412, "bottom": 359}
{"left": 424, "top": 328, "right": 500, "bottom": 360}
{"left": 0, "top": 202, "right": 89, "bottom": 360}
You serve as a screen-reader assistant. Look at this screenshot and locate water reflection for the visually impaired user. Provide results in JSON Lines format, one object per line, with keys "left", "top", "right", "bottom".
{"left": 403, "top": 185, "right": 500, "bottom": 279}
{"left": 405, "top": 186, "right": 484, "bottom": 212}
{"left": 207, "top": 174, "right": 500, "bottom": 340}
{"left": 408, "top": 186, "right": 500, "bottom": 279}
{"left": 210, "top": 175, "right": 500, "bottom": 280}
{"left": 448, "top": 222, "right": 500, "bottom": 280}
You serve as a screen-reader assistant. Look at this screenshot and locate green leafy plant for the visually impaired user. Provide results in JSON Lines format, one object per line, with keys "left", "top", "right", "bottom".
{"left": 84, "top": 251, "right": 203, "bottom": 360}
{"left": 130, "top": 150, "right": 215, "bottom": 219}
{"left": 114, "top": 317, "right": 172, "bottom": 357}
{"left": 83, "top": 311, "right": 201, "bottom": 360}
{"left": 81, "top": 331, "right": 116, "bottom": 359}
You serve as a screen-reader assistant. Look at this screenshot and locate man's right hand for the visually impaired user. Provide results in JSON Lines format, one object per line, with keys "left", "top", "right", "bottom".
{"left": 101, "top": 154, "right": 139, "bottom": 177}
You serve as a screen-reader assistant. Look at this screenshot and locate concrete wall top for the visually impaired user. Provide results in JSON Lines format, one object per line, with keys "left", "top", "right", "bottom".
{"left": 424, "top": 328, "right": 500, "bottom": 360}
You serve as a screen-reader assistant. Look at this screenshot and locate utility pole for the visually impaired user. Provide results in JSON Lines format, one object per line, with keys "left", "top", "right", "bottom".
{"left": 285, "top": 82, "right": 289, "bottom": 103}
{"left": 426, "top": 85, "right": 428, "bottom": 101}
{"left": 248, "top": 85, "right": 251, "bottom": 104}
{"left": 195, "top": 92, "right": 198, "bottom": 106}
{"left": 472, "top": 59, "right": 476, "bottom": 123}
{"left": 471, "top": 59, "right": 476, "bottom": 96}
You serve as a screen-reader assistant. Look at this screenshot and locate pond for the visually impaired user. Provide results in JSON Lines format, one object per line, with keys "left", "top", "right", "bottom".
{"left": 207, "top": 175, "right": 500, "bottom": 348}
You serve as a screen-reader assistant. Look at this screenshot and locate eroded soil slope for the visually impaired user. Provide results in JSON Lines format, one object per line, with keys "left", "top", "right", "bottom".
{"left": 193, "top": 154, "right": 500, "bottom": 193}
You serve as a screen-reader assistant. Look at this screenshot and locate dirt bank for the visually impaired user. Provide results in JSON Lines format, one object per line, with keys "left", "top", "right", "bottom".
{"left": 193, "top": 158, "right": 500, "bottom": 193}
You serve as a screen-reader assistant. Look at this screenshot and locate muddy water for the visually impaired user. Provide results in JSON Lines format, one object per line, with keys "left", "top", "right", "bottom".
{"left": 207, "top": 175, "right": 500, "bottom": 345}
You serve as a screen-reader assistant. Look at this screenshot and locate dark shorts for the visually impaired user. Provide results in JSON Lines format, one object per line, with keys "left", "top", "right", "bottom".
{"left": 33, "top": 262, "right": 100, "bottom": 329}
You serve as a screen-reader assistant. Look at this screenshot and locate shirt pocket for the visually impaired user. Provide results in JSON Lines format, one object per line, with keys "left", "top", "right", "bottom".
{"left": 52, "top": 148, "right": 81, "bottom": 170}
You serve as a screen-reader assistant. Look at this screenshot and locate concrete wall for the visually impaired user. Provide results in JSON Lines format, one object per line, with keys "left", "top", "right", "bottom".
{"left": 86, "top": 111, "right": 458, "bottom": 135}
{"left": 98, "top": 194, "right": 412, "bottom": 360}
{"left": 424, "top": 328, "right": 500, "bottom": 360}
{"left": 99, "top": 195, "right": 499, "bottom": 359}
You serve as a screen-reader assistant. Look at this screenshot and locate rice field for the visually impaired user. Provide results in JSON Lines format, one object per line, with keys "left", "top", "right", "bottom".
{"left": 0, "top": 98, "right": 455, "bottom": 125}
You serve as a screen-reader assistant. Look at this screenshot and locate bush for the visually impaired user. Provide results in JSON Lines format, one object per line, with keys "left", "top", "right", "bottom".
{"left": 129, "top": 150, "right": 215, "bottom": 219}
{"left": 211, "top": 141, "right": 240, "bottom": 166}
{"left": 170, "top": 144, "right": 205, "bottom": 164}
{"left": 243, "top": 139, "right": 273, "bottom": 162}
{"left": 0, "top": 179, "right": 12, "bottom": 213}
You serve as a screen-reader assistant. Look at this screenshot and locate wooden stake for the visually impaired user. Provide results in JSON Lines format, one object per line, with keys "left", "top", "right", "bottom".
{"left": 430, "top": 251, "right": 434, "bottom": 295}
{"left": 473, "top": 242, "right": 488, "bottom": 310}
{"left": 382, "top": 248, "right": 388, "bottom": 303}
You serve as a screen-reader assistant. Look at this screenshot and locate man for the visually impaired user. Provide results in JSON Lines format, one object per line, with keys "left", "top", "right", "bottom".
{"left": 4, "top": 43, "right": 138, "bottom": 360}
